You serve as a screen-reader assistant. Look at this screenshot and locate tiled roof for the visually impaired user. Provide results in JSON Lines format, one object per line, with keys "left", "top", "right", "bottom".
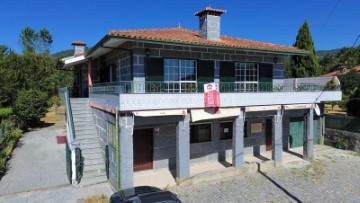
{"left": 322, "top": 65, "right": 360, "bottom": 76}
{"left": 194, "top": 7, "right": 226, "bottom": 16}
{"left": 109, "top": 27, "right": 306, "bottom": 54}
{"left": 72, "top": 40, "right": 87, "bottom": 46}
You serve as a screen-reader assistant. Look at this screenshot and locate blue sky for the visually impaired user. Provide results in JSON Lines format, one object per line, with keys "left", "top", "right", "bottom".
{"left": 1, "top": 0, "right": 359, "bottom": 54}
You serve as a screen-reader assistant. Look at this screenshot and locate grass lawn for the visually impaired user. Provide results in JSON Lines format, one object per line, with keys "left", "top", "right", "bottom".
{"left": 40, "top": 106, "right": 65, "bottom": 123}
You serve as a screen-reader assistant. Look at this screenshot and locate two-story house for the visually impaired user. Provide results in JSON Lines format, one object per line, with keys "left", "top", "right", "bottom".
{"left": 59, "top": 7, "right": 341, "bottom": 190}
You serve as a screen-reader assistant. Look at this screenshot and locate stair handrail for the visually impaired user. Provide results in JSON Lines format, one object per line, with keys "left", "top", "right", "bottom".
{"left": 59, "top": 86, "right": 80, "bottom": 184}
{"left": 59, "top": 86, "right": 76, "bottom": 142}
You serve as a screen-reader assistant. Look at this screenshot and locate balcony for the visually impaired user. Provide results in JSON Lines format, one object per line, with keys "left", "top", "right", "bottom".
{"left": 88, "top": 76, "right": 342, "bottom": 111}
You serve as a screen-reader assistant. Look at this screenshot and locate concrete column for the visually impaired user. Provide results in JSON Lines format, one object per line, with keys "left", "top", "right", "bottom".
{"left": 88, "top": 58, "right": 93, "bottom": 86}
{"left": 176, "top": 114, "right": 190, "bottom": 180}
{"left": 304, "top": 108, "right": 314, "bottom": 160}
{"left": 232, "top": 110, "right": 245, "bottom": 168}
{"left": 272, "top": 110, "right": 283, "bottom": 162}
{"left": 118, "top": 113, "right": 134, "bottom": 189}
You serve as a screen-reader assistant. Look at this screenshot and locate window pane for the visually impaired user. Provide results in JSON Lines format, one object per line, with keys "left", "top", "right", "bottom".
{"left": 190, "top": 124, "right": 211, "bottom": 143}
{"left": 220, "top": 122, "right": 233, "bottom": 140}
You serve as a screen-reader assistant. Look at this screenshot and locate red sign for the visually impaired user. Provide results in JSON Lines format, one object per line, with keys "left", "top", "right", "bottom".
{"left": 204, "top": 83, "right": 220, "bottom": 107}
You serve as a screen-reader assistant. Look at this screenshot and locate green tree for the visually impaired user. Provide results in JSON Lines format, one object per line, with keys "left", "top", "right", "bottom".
{"left": 338, "top": 69, "right": 360, "bottom": 95}
{"left": 13, "top": 89, "right": 48, "bottom": 128}
{"left": 286, "top": 21, "right": 320, "bottom": 78}
{"left": 346, "top": 86, "right": 360, "bottom": 117}
{"left": 19, "top": 27, "right": 53, "bottom": 53}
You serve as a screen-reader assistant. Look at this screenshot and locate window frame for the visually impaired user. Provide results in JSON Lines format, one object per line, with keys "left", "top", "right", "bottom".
{"left": 164, "top": 58, "right": 198, "bottom": 92}
{"left": 107, "top": 121, "right": 117, "bottom": 148}
{"left": 190, "top": 123, "right": 212, "bottom": 144}
{"left": 220, "top": 121, "right": 233, "bottom": 140}
{"left": 234, "top": 62, "right": 259, "bottom": 92}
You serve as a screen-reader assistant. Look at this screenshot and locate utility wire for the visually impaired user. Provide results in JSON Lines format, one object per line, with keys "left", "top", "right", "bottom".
{"left": 317, "top": 0, "right": 341, "bottom": 36}
{"left": 352, "top": 34, "right": 360, "bottom": 48}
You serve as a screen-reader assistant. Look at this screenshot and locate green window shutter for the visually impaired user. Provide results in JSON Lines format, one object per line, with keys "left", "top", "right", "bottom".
{"left": 145, "top": 58, "right": 164, "bottom": 81}
{"left": 220, "top": 61, "right": 235, "bottom": 82}
{"left": 259, "top": 63, "right": 273, "bottom": 91}
{"left": 198, "top": 60, "right": 214, "bottom": 83}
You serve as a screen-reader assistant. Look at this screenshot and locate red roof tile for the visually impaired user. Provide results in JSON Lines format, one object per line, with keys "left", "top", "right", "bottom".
{"left": 72, "top": 40, "right": 87, "bottom": 46}
{"left": 322, "top": 65, "right": 360, "bottom": 77}
{"left": 194, "top": 7, "right": 226, "bottom": 16}
{"left": 109, "top": 27, "right": 306, "bottom": 54}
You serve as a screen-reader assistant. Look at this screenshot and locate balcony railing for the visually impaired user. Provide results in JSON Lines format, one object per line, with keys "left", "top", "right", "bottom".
{"left": 89, "top": 77, "right": 340, "bottom": 94}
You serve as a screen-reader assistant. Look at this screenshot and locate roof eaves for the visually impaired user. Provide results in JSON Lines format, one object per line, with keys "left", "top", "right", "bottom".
{"left": 110, "top": 35, "right": 310, "bottom": 56}
{"left": 86, "top": 35, "right": 112, "bottom": 57}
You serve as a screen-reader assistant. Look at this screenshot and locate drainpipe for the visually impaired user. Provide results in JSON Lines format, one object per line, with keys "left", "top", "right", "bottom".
{"left": 115, "top": 108, "right": 120, "bottom": 191}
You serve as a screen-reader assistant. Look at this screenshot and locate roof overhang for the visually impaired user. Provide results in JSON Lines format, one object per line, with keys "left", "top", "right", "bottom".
{"left": 86, "top": 35, "right": 309, "bottom": 59}
{"left": 58, "top": 55, "right": 86, "bottom": 70}
{"left": 86, "top": 35, "right": 128, "bottom": 58}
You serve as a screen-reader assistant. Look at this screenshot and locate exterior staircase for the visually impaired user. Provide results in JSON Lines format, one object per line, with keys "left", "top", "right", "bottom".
{"left": 70, "top": 98, "right": 107, "bottom": 186}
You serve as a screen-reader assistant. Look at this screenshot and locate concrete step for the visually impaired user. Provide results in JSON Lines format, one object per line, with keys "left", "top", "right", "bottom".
{"left": 72, "top": 109, "right": 93, "bottom": 115}
{"left": 73, "top": 116, "right": 94, "bottom": 122}
{"left": 83, "top": 153, "right": 104, "bottom": 160}
{"left": 84, "top": 163, "right": 106, "bottom": 172}
{"left": 74, "top": 125, "right": 97, "bottom": 131}
{"left": 70, "top": 98, "right": 89, "bottom": 104}
{"left": 84, "top": 158, "right": 105, "bottom": 166}
{"left": 78, "top": 138, "right": 99, "bottom": 144}
{"left": 81, "top": 143, "right": 101, "bottom": 149}
{"left": 82, "top": 147, "right": 102, "bottom": 155}
{"left": 79, "top": 173, "right": 107, "bottom": 186}
{"left": 75, "top": 128, "right": 97, "bottom": 135}
{"left": 72, "top": 113, "right": 93, "bottom": 118}
{"left": 76, "top": 134, "right": 98, "bottom": 140}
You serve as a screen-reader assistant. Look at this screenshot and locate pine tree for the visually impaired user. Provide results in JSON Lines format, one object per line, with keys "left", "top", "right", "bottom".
{"left": 286, "top": 21, "right": 320, "bottom": 78}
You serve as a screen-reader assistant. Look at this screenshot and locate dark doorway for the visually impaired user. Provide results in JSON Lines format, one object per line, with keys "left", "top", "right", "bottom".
{"left": 133, "top": 129, "right": 153, "bottom": 172}
{"left": 265, "top": 119, "right": 273, "bottom": 151}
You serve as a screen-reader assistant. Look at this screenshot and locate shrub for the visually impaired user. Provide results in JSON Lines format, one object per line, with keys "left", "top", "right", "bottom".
{"left": 47, "top": 95, "right": 60, "bottom": 107}
{"left": 0, "top": 108, "right": 12, "bottom": 121}
{"left": 323, "top": 78, "right": 339, "bottom": 90}
{"left": 13, "top": 89, "right": 48, "bottom": 129}
{"left": 346, "top": 87, "right": 360, "bottom": 117}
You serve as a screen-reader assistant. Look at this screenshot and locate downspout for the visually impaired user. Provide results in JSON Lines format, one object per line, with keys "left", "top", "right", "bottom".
{"left": 115, "top": 108, "right": 120, "bottom": 191}
{"left": 100, "top": 45, "right": 134, "bottom": 92}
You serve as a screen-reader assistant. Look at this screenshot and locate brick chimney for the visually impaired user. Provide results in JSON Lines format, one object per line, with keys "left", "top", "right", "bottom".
{"left": 71, "top": 41, "right": 87, "bottom": 56}
{"left": 194, "top": 7, "right": 226, "bottom": 41}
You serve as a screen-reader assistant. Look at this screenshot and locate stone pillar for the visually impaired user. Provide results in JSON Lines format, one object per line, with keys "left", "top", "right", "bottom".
{"left": 176, "top": 114, "right": 190, "bottom": 180}
{"left": 118, "top": 113, "right": 134, "bottom": 189}
{"left": 272, "top": 109, "right": 283, "bottom": 163}
{"left": 87, "top": 58, "right": 93, "bottom": 86}
{"left": 232, "top": 110, "right": 245, "bottom": 168}
{"left": 304, "top": 108, "right": 314, "bottom": 160}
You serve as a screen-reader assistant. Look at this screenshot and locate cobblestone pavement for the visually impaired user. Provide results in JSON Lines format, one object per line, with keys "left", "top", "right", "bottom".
{"left": 170, "top": 148, "right": 360, "bottom": 203}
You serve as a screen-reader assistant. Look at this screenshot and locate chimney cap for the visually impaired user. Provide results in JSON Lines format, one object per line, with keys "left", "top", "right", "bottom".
{"left": 194, "top": 7, "right": 226, "bottom": 17}
{"left": 71, "top": 40, "right": 87, "bottom": 46}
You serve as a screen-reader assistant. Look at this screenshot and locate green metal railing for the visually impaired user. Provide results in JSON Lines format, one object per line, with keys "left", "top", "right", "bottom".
{"left": 325, "top": 114, "right": 360, "bottom": 133}
{"left": 59, "top": 86, "right": 77, "bottom": 184}
{"left": 89, "top": 81, "right": 339, "bottom": 94}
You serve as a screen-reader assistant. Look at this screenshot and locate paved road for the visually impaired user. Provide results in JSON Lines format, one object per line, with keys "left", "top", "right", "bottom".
{"left": 171, "top": 146, "right": 360, "bottom": 202}
{"left": 0, "top": 123, "right": 69, "bottom": 196}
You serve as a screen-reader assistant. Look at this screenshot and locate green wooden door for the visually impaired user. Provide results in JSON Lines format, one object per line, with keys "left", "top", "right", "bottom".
{"left": 290, "top": 117, "right": 320, "bottom": 148}
{"left": 289, "top": 117, "right": 304, "bottom": 148}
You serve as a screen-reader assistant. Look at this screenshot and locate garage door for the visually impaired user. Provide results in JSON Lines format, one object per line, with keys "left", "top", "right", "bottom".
{"left": 289, "top": 117, "right": 319, "bottom": 148}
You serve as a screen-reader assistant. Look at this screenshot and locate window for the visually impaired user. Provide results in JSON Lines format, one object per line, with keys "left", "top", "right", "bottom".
{"left": 220, "top": 122, "right": 233, "bottom": 140}
{"left": 190, "top": 124, "right": 211, "bottom": 143}
{"left": 108, "top": 122, "right": 117, "bottom": 147}
{"left": 235, "top": 63, "right": 259, "bottom": 92}
{"left": 164, "top": 59, "right": 197, "bottom": 92}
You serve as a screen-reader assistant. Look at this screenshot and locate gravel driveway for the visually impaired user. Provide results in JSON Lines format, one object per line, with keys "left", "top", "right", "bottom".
{"left": 170, "top": 146, "right": 360, "bottom": 202}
